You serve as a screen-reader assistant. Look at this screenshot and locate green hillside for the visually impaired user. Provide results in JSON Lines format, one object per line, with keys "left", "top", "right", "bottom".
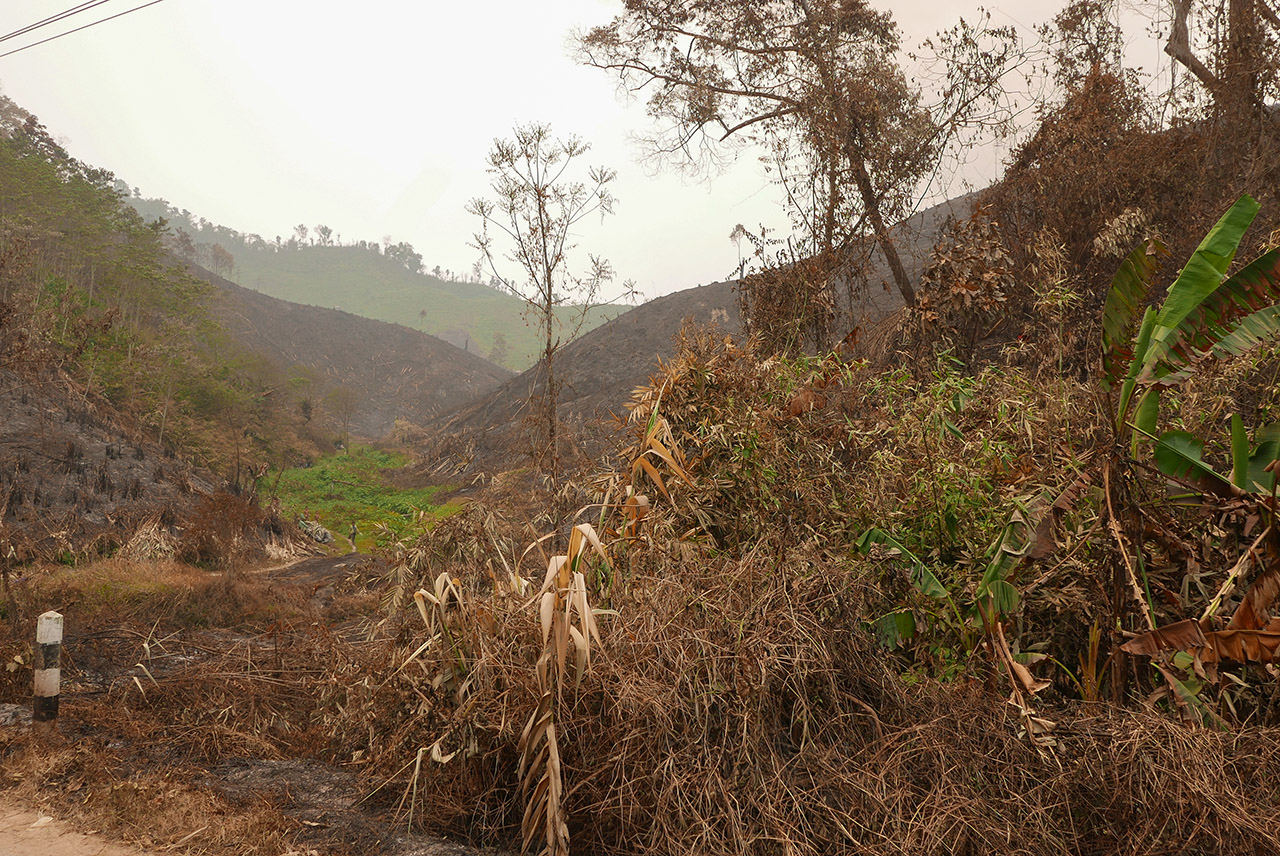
{"left": 126, "top": 197, "right": 625, "bottom": 370}
{"left": 0, "top": 94, "right": 330, "bottom": 482}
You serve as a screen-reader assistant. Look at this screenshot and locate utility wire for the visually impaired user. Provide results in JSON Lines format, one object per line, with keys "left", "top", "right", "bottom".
{"left": 0, "top": 1, "right": 115, "bottom": 45}
{"left": 0, "top": 0, "right": 173, "bottom": 61}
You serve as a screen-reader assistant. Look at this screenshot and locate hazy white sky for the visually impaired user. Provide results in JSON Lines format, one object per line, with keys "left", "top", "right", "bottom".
{"left": 0, "top": 0, "right": 1164, "bottom": 299}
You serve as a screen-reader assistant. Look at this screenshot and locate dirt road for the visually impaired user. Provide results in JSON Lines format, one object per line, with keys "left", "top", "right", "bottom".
{"left": 0, "top": 799, "right": 158, "bottom": 856}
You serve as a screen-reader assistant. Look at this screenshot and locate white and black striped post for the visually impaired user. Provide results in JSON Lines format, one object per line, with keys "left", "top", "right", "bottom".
{"left": 33, "top": 610, "right": 62, "bottom": 734}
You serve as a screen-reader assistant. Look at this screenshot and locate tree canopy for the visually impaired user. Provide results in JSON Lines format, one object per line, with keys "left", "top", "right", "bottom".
{"left": 578, "top": 0, "right": 1018, "bottom": 307}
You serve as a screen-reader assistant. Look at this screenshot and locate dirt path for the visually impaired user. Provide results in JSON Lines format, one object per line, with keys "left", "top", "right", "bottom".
{"left": 1, "top": 555, "right": 493, "bottom": 856}
{"left": 0, "top": 799, "right": 158, "bottom": 856}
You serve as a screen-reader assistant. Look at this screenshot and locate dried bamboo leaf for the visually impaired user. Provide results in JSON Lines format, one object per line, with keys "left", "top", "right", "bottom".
{"left": 624, "top": 494, "right": 650, "bottom": 521}
{"left": 638, "top": 458, "right": 671, "bottom": 501}
{"left": 568, "top": 625, "right": 589, "bottom": 680}
{"left": 573, "top": 523, "right": 608, "bottom": 562}
{"left": 555, "top": 620, "right": 570, "bottom": 687}
{"left": 521, "top": 777, "right": 550, "bottom": 854}
{"left": 522, "top": 739, "right": 550, "bottom": 791}
{"left": 539, "top": 591, "right": 555, "bottom": 647}
{"left": 429, "top": 737, "right": 459, "bottom": 764}
{"left": 572, "top": 571, "right": 593, "bottom": 651}
{"left": 413, "top": 589, "right": 433, "bottom": 629}
{"left": 542, "top": 556, "right": 566, "bottom": 593}
{"left": 398, "top": 634, "right": 441, "bottom": 673}
{"left": 644, "top": 438, "right": 694, "bottom": 485}
{"left": 517, "top": 696, "right": 552, "bottom": 783}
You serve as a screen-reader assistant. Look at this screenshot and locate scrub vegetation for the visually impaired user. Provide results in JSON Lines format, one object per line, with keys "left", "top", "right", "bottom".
{"left": 6, "top": 1, "right": 1280, "bottom": 856}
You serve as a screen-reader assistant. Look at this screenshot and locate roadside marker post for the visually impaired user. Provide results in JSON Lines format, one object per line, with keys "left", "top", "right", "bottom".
{"left": 33, "top": 610, "right": 62, "bottom": 735}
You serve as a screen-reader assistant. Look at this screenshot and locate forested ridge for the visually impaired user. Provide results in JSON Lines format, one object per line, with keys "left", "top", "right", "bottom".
{"left": 125, "top": 195, "right": 624, "bottom": 371}
{"left": 0, "top": 93, "right": 276, "bottom": 470}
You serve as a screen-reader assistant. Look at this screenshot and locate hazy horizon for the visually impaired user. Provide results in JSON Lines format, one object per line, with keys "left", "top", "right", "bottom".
{"left": 0, "top": 0, "right": 1168, "bottom": 300}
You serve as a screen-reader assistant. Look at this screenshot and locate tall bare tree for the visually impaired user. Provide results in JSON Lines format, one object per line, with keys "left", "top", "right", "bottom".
{"left": 468, "top": 123, "right": 619, "bottom": 486}
{"left": 1164, "top": 0, "right": 1279, "bottom": 122}
{"left": 578, "top": 0, "right": 1017, "bottom": 309}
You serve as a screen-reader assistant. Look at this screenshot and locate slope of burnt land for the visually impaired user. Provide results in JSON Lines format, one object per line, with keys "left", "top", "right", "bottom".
{"left": 200, "top": 269, "right": 513, "bottom": 438}
{"left": 0, "top": 270, "right": 515, "bottom": 561}
{"left": 0, "top": 367, "right": 216, "bottom": 562}
{"left": 422, "top": 281, "right": 742, "bottom": 477}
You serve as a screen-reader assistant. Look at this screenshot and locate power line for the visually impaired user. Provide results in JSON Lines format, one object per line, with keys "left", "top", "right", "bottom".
{"left": 0, "top": 0, "right": 173, "bottom": 61}
{"left": 0, "top": 1, "right": 116, "bottom": 45}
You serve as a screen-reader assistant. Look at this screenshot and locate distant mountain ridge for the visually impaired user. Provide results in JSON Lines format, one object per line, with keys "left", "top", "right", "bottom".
{"left": 125, "top": 196, "right": 626, "bottom": 370}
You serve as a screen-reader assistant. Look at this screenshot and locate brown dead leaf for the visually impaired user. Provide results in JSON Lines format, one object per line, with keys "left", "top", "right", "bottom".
{"left": 1228, "top": 547, "right": 1280, "bottom": 630}
{"left": 1009, "top": 658, "right": 1051, "bottom": 695}
{"left": 1120, "top": 618, "right": 1208, "bottom": 656}
{"left": 1200, "top": 629, "right": 1280, "bottom": 664}
{"left": 1030, "top": 469, "right": 1094, "bottom": 559}
{"left": 783, "top": 388, "right": 827, "bottom": 419}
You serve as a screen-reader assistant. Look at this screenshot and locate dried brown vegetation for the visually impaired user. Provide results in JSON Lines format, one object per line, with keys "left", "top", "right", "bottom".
{"left": 11, "top": 8, "right": 1280, "bottom": 855}
{"left": 0, "top": 551, "right": 435, "bottom": 855}
{"left": 979, "top": 65, "right": 1280, "bottom": 379}
{"left": 330, "top": 312, "right": 1280, "bottom": 855}
{"left": 329, "top": 542, "right": 1280, "bottom": 855}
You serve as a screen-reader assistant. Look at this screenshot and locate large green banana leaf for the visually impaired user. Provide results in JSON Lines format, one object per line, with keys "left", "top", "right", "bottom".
{"left": 1147, "top": 194, "right": 1260, "bottom": 359}
{"left": 1102, "top": 239, "right": 1164, "bottom": 390}
{"left": 1135, "top": 196, "right": 1280, "bottom": 385}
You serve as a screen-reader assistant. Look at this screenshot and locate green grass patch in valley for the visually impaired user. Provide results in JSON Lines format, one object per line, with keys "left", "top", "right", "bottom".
{"left": 269, "top": 445, "right": 455, "bottom": 551}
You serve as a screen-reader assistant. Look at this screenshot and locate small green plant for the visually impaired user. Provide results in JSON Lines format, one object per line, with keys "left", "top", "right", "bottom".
{"left": 270, "top": 445, "right": 455, "bottom": 549}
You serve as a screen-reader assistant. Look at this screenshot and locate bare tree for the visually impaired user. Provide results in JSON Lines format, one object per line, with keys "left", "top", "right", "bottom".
{"left": 1164, "top": 0, "right": 1279, "bottom": 124}
{"left": 324, "top": 385, "right": 360, "bottom": 453}
{"left": 577, "top": 0, "right": 1018, "bottom": 310}
{"left": 467, "top": 123, "right": 621, "bottom": 486}
{"left": 208, "top": 243, "right": 236, "bottom": 279}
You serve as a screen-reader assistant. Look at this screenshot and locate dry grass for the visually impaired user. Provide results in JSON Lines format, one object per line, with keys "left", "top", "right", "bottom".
{"left": 0, "top": 737, "right": 297, "bottom": 855}
{"left": 326, "top": 330, "right": 1280, "bottom": 856}
{"left": 0, "top": 552, "right": 379, "bottom": 855}
{"left": 336, "top": 538, "right": 1280, "bottom": 855}
{"left": 4, "top": 557, "right": 309, "bottom": 643}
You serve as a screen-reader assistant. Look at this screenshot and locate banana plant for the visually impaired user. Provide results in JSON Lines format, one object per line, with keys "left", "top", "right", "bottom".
{"left": 1154, "top": 416, "right": 1280, "bottom": 497}
{"left": 858, "top": 499, "right": 1036, "bottom": 651}
{"left": 1103, "top": 196, "right": 1280, "bottom": 722}
{"left": 1104, "top": 194, "right": 1280, "bottom": 460}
